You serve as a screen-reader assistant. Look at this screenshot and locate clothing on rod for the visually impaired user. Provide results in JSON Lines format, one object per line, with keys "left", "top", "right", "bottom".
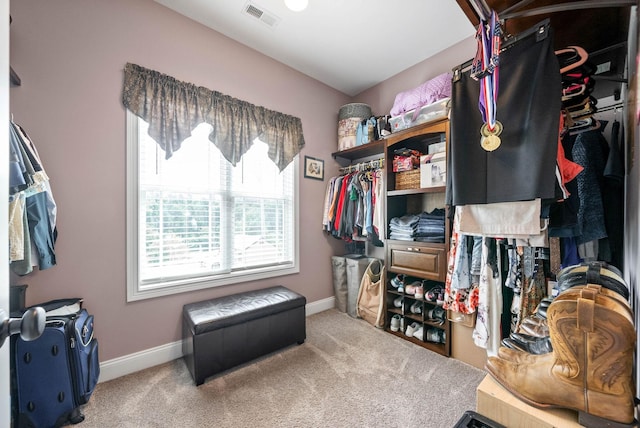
{"left": 322, "top": 166, "right": 384, "bottom": 245}
{"left": 9, "top": 120, "right": 58, "bottom": 275}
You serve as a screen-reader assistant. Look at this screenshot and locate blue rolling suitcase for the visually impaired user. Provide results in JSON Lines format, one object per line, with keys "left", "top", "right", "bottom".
{"left": 13, "top": 299, "right": 99, "bottom": 427}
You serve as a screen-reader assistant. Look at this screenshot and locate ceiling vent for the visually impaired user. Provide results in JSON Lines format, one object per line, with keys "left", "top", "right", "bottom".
{"left": 243, "top": 2, "right": 280, "bottom": 29}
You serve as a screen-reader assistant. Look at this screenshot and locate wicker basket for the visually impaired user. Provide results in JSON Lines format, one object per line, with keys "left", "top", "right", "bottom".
{"left": 395, "top": 169, "right": 421, "bottom": 190}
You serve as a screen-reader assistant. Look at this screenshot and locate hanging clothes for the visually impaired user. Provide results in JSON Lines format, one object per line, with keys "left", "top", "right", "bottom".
{"left": 322, "top": 164, "right": 383, "bottom": 246}
{"left": 9, "top": 120, "right": 58, "bottom": 275}
{"left": 472, "top": 237, "right": 502, "bottom": 356}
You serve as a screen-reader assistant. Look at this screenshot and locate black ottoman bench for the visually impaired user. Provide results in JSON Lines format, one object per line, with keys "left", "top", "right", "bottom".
{"left": 182, "top": 285, "right": 306, "bottom": 385}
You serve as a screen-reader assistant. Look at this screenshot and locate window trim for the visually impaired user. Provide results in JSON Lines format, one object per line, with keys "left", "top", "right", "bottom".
{"left": 126, "top": 110, "right": 300, "bottom": 302}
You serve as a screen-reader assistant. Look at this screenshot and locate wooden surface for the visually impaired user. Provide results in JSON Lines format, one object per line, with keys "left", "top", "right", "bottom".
{"left": 450, "top": 322, "right": 486, "bottom": 369}
{"left": 476, "top": 374, "right": 582, "bottom": 428}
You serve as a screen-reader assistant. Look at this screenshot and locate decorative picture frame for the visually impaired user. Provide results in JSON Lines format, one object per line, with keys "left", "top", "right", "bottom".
{"left": 304, "top": 156, "right": 324, "bottom": 181}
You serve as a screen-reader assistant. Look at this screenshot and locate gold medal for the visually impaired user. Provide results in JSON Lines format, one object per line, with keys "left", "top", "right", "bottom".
{"left": 481, "top": 134, "right": 501, "bottom": 151}
{"left": 480, "top": 120, "right": 503, "bottom": 152}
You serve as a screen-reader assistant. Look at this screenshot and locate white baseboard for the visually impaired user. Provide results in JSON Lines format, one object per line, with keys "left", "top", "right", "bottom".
{"left": 305, "top": 296, "right": 335, "bottom": 316}
{"left": 98, "top": 297, "right": 336, "bottom": 383}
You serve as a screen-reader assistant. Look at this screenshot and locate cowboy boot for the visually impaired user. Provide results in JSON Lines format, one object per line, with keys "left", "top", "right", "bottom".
{"left": 557, "top": 262, "right": 629, "bottom": 299}
{"left": 498, "top": 284, "right": 631, "bottom": 360}
{"left": 501, "top": 332, "right": 553, "bottom": 354}
{"left": 486, "top": 288, "right": 636, "bottom": 426}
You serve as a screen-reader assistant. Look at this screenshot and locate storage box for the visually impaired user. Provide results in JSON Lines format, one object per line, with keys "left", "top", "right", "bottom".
{"left": 338, "top": 117, "right": 362, "bottom": 151}
{"left": 389, "top": 115, "right": 410, "bottom": 133}
{"left": 392, "top": 155, "right": 419, "bottom": 172}
{"left": 428, "top": 140, "right": 446, "bottom": 154}
{"left": 448, "top": 310, "right": 476, "bottom": 328}
{"left": 420, "top": 152, "right": 446, "bottom": 188}
{"left": 390, "top": 97, "right": 451, "bottom": 133}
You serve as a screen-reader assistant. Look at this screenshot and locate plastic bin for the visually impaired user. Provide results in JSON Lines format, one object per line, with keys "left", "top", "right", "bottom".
{"left": 453, "top": 410, "right": 505, "bottom": 428}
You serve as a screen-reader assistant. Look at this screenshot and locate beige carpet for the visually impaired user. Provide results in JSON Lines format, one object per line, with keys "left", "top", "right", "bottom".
{"left": 80, "top": 309, "right": 486, "bottom": 427}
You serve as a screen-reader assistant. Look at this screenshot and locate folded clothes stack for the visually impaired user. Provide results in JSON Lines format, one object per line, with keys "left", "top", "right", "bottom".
{"left": 389, "top": 214, "right": 419, "bottom": 241}
{"left": 415, "top": 208, "right": 445, "bottom": 243}
{"left": 389, "top": 208, "right": 445, "bottom": 242}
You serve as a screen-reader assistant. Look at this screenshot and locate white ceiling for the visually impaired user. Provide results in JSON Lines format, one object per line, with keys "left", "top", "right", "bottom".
{"left": 155, "top": 0, "right": 476, "bottom": 96}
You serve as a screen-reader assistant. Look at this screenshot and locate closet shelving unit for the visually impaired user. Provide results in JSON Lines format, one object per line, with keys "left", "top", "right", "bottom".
{"left": 332, "top": 118, "right": 452, "bottom": 357}
{"left": 383, "top": 118, "right": 451, "bottom": 357}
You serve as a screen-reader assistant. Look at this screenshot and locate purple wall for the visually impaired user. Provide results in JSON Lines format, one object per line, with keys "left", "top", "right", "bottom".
{"left": 9, "top": 0, "right": 347, "bottom": 361}
{"left": 356, "top": 37, "right": 475, "bottom": 117}
{"left": 9, "top": 0, "right": 476, "bottom": 363}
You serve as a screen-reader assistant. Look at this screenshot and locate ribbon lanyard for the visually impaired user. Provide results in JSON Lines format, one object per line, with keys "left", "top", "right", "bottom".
{"left": 471, "top": 11, "right": 503, "bottom": 151}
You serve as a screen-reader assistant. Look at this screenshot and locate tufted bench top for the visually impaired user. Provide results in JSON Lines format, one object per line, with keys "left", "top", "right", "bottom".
{"left": 183, "top": 286, "right": 306, "bottom": 335}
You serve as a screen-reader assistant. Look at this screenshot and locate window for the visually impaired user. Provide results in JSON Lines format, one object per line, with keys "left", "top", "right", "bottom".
{"left": 126, "top": 111, "right": 299, "bottom": 301}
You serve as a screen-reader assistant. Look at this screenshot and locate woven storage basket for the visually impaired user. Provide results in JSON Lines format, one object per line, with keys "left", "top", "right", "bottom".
{"left": 395, "top": 169, "right": 421, "bottom": 190}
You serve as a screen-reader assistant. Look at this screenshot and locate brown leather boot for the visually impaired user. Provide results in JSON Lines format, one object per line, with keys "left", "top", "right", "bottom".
{"left": 486, "top": 288, "right": 636, "bottom": 426}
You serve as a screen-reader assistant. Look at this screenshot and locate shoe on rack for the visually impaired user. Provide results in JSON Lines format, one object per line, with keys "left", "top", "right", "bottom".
{"left": 390, "top": 314, "right": 401, "bottom": 332}
{"left": 425, "top": 286, "right": 445, "bottom": 306}
{"left": 426, "top": 328, "right": 445, "bottom": 344}
{"left": 405, "top": 281, "right": 422, "bottom": 296}
{"left": 393, "top": 296, "right": 403, "bottom": 308}
{"left": 410, "top": 300, "right": 423, "bottom": 314}
{"left": 405, "top": 322, "right": 420, "bottom": 337}
{"left": 414, "top": 282, "right": 425, "bottom": 299}
{"left": 427, "top": 306, "right": 446, "bottom": 324}
{"left": 413, "top": 325, "right": 425, "bottom": 341}
{"left": 391, "top": 274, "right": 406, "bottom": 292}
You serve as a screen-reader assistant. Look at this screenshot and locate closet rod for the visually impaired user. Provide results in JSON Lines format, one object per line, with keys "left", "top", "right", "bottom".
{"left": 501, "top": 0, "right": 636, "bottom": 20}
{"left": 468, "top": 0, "right": 491, "bottom": 21}
{"left": 339, "top": 158, "right": 384, "bottom": 175}
{"left": 597, "top": 102, "right": 626, "bottom": 113}
{"left": 500, "top": 0, "right": 536, "bottom": 17}
{"left": 453, "top": 18, "right": 550, "bottom": 76}
{"left": 589, "top": 41, "right": 627, "bottom": 58}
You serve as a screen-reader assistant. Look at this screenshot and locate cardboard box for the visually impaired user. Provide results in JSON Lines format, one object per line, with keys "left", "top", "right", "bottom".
{"left": 420, "top": 152, "right": 446, "bottom": 188}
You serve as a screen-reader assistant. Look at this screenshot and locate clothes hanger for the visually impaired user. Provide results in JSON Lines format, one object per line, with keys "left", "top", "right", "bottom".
{"left": 569, "top": 118, "right": 601, "bottom": 136}
{"left": 555, "top": 46, "right": 588, "bottom": 74}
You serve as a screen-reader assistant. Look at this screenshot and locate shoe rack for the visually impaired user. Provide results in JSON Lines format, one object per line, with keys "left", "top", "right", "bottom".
{"left": 383, "top": 119, "right": 452, "bottom": 357}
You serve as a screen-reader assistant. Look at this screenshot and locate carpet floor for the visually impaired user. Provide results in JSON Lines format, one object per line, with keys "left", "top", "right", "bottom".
{"left": 80, "top": 309, "right": 487, "bottom": 427}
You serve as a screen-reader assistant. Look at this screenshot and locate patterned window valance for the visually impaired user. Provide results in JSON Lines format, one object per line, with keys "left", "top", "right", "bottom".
{"left": 122, "top": 63, "right": 305, "bottom": 171}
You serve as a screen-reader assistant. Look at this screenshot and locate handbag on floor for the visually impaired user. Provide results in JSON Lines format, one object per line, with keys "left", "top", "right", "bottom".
{"left": 356, "top": 258, "right": 385, "bottom": 328}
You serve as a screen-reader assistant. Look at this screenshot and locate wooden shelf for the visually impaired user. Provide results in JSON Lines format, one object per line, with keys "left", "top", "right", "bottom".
{"left": 387, "top": 185, "right": 446, "bottom": 196}
{"left": 331, "top": 139, "right": 385, "bottom": 164}
{"left": 385, "top": 328, "right": 449, "bottom": 357}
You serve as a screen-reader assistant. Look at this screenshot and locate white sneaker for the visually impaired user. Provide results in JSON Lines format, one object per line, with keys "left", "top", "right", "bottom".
{"left": 405, "top": 322, "right": 419, "bottom": 337}
{"left": 393, "top": 296, "right": 403, "bottom": 308}
{"left": 412, "top": 325, "right": 424, "bottom": 341}
{"left": 390, "top": 314, "right": 401, "bottom": 332}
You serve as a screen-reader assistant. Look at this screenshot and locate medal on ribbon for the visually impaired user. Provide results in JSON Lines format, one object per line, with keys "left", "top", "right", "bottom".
{"left": 471, "top": 11, "right": 502, "bottom": 152}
